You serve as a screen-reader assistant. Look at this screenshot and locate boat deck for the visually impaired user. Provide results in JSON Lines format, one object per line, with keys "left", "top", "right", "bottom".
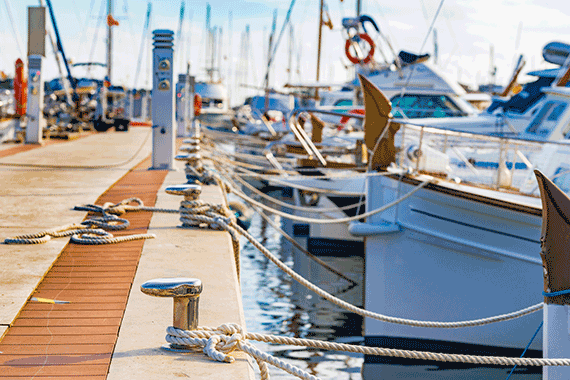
{"left": 0, "top": 128, "right": 253, "bottom": 379}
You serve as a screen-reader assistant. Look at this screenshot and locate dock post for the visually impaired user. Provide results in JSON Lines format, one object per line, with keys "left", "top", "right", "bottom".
{"left": 26, "top": 55, "right": 44, "bottom": 144}
{"left": 176, "top": 74, "right": 187, "bottom": 137}
{"left": 141, "top": 90, "right": 148, "bottom": 121}
{"left": 535, "top": 170, "right": 570, "bottom": 380}
{"left": 128, "top": 89, "right": 134, "bottom": 120}
{"left": 151, "top": 29, "right": 175, "bottom": 170}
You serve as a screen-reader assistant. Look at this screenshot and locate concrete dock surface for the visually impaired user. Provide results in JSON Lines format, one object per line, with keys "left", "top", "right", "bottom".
{"left": 0, "top": 128, "right": 254, "bottom": 379}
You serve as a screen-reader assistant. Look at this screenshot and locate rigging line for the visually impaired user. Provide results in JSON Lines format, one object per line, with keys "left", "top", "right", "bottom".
{"left": 75, "top": 0, "right": 98, "bottom": 59}
{"left": 263, "top": 0, "right": 297, "bottom": 88}
{"left": 395, "top": 0, "right": 445, "bottom": 102}
{"left": 87, "top": 0, "right": 107, "bottom": 77}
{"left": 2, "top": 0, "right": 25, "bottom": 57}
{"left": 133, "top": 2, "right": 152, "bottom": 89}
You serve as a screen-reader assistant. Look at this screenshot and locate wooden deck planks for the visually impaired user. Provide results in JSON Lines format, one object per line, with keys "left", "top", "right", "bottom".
{"left": 0, "top": 155, "right": 169, "bottom": 379}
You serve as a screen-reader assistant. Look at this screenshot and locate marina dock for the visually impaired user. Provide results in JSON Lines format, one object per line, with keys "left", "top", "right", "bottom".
{"left": 0, "top": 128, "right": 253, "bottom": 379}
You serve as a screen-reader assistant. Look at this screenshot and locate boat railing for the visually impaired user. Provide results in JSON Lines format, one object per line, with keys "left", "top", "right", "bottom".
{"left": 395, "top": 120, "right": 570, "bottom": 195}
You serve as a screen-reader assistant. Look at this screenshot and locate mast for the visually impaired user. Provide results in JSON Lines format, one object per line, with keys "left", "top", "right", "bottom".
{"left": 316, "top": 0, "right": 324, "bottom": 83}
{"left": 287, "top": 24, "right": 293, "bottom": 83}
{"left": 356, "top": 0, "right": 361, "bottom": 16}
{"left": 107, "top": 0, "right": 113, "bottom": 81}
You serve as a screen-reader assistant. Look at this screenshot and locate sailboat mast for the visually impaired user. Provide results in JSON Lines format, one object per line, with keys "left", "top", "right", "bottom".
{"left": 316, "top": 0, "right": 323, "bottom": 83}
{"left": 107, "top": 0, "right": 113, "bottom": 81}
{"left": 356, "top": 0, "right": 361, "bottom": 16}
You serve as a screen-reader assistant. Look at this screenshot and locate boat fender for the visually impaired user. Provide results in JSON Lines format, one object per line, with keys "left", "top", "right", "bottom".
{"left": 228, "top": 200, "right": 253, "bottom": 230}
{"left": 348, "top": 221, "right": 400, "bottom": 236}
{"left": 194, "top": 93, "right": 202, "bottom": 116}
{"left": 345, "top": 33, "right": 375, "bottom": 64}
{"left": 14, "top": 58, "right": 27, "bottom": 117}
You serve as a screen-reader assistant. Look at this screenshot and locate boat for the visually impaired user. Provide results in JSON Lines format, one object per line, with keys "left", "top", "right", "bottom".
{"left": 345, "top": 74, "right": 570, "bottom": 378}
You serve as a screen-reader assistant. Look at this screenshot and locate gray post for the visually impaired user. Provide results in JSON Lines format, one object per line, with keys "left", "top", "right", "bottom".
{"left": 534, "top": 170, "right": 570, "bottom": 380}
{"left": 151, "top": 30, "right": 175, "bottom": 170}
{"left": 141, "top": 90, "right": 149, "bottom": 121}
{"left": 128, "top": 89, "right": 134, "bottom": 120}
{"left": 26, "top": 55, "right": 44, "bottom": 144}
{"left": 176, "top": 73, "right": 187, "bottom": 137}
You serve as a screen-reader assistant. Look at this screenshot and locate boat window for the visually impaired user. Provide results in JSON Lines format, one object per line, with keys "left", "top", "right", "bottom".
{"left": 390, "top": 94, "right": 466, "bottom": 118}
{"left": 525, "top": 101, "right": 565, "bottom": 135}
{"left": 548, "top": 103, "right": 567, "bottom": 121}
{"left": 334, "top": 99, "right": 353, "bottom": 107}
{"left": 553, "top": 166, "right": 570, "bottom": 194}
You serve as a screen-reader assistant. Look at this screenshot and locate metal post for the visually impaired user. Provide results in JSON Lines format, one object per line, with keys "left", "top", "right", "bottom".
{"left": 534, "top": 170, "right": 570, "bottom": 380}
{"left": 176, "top": 73, "right": 187, "bottom": 137}
{"left": 128, "top": 89, "right": 134, "bottom": 120}
{"left": 141, "top": 90, "right": 148, "bottom": 121}
{"left": 26, "top": 55, "right": 44, "bottom": 144}
{"left": 107, "top": 0, "right": 113, "bottom": 82}
{"left": 151, "top": 29, "right": 175, "bottom": 170}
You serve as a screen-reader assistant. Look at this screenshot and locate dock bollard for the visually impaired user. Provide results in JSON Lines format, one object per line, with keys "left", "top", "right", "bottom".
{"left": 175, "top": 154, "right": 203, "bottom": 184}
{"left": 151, "top": 29, "right": 175, "bottom": 170}
{"left": 534, "top": 170, "right": 570, "bottom": 380}
{"left": 26, "top": 55, "right": 44, "bottom": 144}
{"left": 165, "top": 184, "right": 202, "bottom": 227}
{"left": 141, "top": 278, "right": 202, "bottom": 350}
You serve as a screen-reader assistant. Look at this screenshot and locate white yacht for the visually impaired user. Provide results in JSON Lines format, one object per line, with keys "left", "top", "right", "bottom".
{"left": 195, "top": 82, "right": 232, "bottom": 128}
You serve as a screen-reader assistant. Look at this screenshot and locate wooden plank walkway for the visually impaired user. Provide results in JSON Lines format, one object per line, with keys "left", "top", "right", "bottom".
{"left": 0, "top": 155, "right": 168, "bottom": 378}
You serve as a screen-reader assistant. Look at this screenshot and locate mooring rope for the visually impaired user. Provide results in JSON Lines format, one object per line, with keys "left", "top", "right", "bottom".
{"left": 164, "top": 322, "right": 570, "bottom": 380}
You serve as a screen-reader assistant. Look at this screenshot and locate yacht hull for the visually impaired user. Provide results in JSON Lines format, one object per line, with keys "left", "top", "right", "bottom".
{"left": 362, "top": 174, "right": 544, "bottom": 377}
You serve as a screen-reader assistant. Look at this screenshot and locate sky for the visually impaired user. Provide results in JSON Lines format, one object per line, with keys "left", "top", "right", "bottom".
{"left": 1, "top": 0, "right": 569, "bottom": 106}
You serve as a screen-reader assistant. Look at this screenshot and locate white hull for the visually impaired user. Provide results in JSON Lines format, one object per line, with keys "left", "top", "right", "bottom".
{"left": 363, "top": 174, "right": 543, "bottom": 351}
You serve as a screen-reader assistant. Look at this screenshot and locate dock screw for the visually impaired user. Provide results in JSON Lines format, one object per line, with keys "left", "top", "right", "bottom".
{"left": 141, "top": 278, "right": 202, "bottom": 350}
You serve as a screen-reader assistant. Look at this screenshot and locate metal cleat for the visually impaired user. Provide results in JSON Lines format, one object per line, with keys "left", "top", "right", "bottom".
{"left": 183, "top": 138, "right": 201, "bottom": 145}
{"left": 165, "top": 184, "right": 201, "bottom": 200}
{"left": 179, "top": 145, "right": 200, "bottom": 153}
{"left": 141, "top": 277, "right": 202, "bottom": 351}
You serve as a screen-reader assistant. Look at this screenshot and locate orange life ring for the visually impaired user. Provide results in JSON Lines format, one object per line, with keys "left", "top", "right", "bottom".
{"left": 339, "top": 108, "right": 365, "bottom": 126}
{"left": 345, "top": 33, "right": 375, "bottom": 64}
{"left": 193, "top": 94, "right": 202, "bottom": 116}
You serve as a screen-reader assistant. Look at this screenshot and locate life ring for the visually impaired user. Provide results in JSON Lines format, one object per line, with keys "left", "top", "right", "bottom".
{"left": 345, "top": 33, "right": 375, "bottom": 64}
{"left": 193, "top": 93, "right": 202, "bottom": 116}
{"left": 339, "top": 108, "right": 365, "bottom": 129}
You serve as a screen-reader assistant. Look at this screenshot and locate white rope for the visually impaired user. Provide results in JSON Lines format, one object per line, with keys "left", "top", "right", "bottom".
{"left": 166, "top": 323, "right": 570, "bottom": 368}
{"left": 177, "top": 207, "right": 543, "bottom": 328}
{"left": 228, "top": 169, "right": 366, "bottom": 213}
{"left": 229, "top": 179, "right": 431, "bottom": 224}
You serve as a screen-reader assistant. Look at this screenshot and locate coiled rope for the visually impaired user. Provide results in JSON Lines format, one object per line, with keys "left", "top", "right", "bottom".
{"left": 3, "top": 214, "right": 155, "bottom": 245}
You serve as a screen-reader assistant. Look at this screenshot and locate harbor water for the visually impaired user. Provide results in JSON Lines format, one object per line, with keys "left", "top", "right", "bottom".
{"left": 239, "top": 189, "right": 365, "bottom": 379}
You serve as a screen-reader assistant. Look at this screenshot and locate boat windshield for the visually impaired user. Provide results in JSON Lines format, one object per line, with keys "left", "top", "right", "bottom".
{"left": 391, "top": 94, "right": 467, "bottom": 118}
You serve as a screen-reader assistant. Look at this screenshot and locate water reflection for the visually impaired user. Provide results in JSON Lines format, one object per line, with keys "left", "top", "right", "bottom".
{"left": 239, "top": 191, "right": 364, "bottom": 379}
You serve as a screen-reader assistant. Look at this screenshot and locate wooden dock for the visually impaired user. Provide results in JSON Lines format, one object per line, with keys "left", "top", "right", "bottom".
{"left": 0, "top": 128, "right": 253, "bottom": 379}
